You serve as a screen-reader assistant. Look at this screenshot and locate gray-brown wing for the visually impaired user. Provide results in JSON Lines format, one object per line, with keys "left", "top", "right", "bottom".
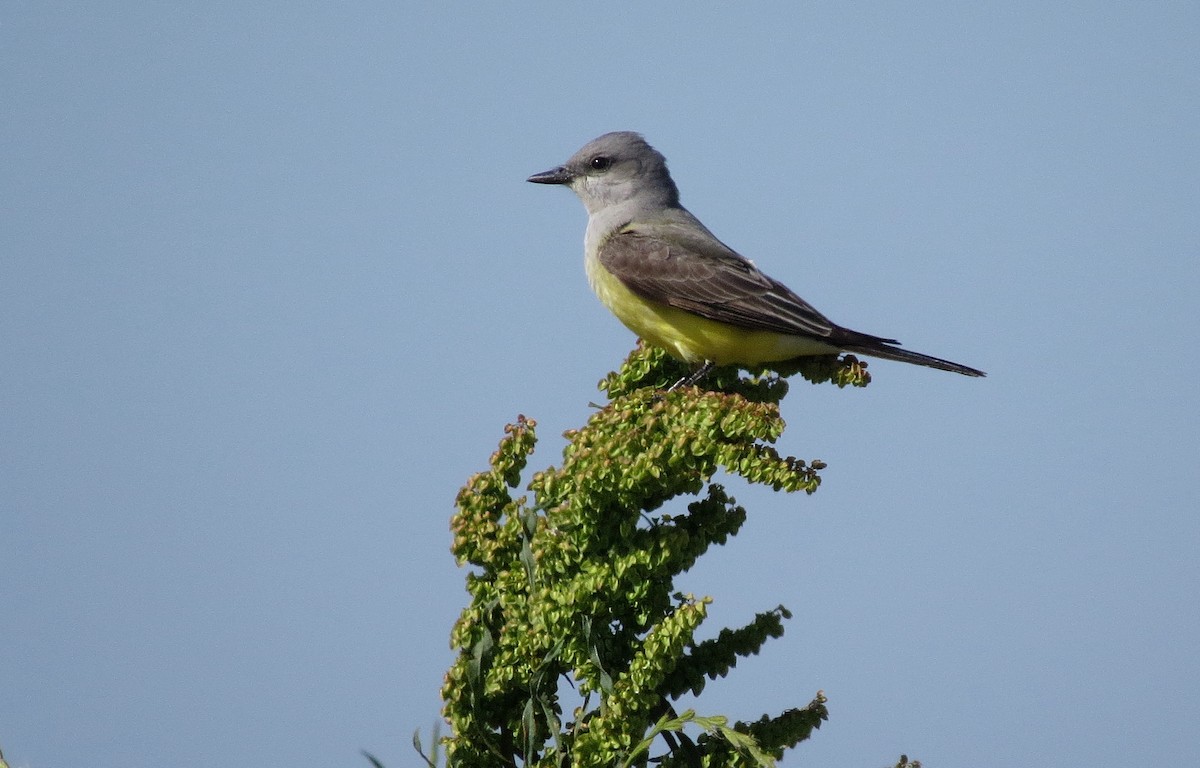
{"left": 596, "top": 226, "right": 852, "bottom": 341}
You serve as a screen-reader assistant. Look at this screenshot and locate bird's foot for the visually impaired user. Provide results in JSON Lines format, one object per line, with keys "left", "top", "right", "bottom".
{"left": 667, "top": 361, "right": 715, "bottom": 391}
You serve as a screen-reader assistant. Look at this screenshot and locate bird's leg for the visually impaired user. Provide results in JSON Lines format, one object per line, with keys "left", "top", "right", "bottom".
{"left": 668, "top": 360, "right": 715, "bottom": 391}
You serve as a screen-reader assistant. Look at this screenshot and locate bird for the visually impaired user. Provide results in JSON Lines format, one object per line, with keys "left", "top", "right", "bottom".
{"left": 527, "top": 131, "right": 985, "bottom": 386}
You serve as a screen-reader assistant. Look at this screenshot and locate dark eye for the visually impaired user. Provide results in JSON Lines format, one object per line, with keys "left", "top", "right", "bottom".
{"left": 590, "top": 155, "right": 611, "bottom": 171}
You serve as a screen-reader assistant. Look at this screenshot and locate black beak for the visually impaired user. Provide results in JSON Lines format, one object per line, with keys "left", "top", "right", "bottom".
{"left": 526, "top": 166, "right": 574, "bottom": 185}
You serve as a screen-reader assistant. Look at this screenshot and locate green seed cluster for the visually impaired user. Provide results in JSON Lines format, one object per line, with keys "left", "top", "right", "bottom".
{"left": 442, "top": 347, "right": 863, "bottom": 766}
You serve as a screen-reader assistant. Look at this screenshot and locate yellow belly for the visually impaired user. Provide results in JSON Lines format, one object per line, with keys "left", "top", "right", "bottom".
{"left": 586, "top": 255, "right": 836, "bottom": 365}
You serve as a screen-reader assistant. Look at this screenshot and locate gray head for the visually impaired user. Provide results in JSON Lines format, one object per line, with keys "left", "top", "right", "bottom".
{"left": 527, "top": 131, "right": 680, "bottom": 215}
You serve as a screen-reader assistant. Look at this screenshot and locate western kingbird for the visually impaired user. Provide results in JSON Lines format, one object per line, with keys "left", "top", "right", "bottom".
{"left": 528, "top": 131, "right": 985, "bottom": 384}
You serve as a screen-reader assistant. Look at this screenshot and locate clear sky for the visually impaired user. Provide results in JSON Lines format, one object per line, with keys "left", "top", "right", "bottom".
{"left": 3, "top": 3, "right": 1197, "bottom": 766}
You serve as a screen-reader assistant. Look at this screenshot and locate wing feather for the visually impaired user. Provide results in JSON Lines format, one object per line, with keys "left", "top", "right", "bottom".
{"left": 594, "top": 219, "right": 984, "bottom": 377}
{"left": 596, "top": 224, "right": 846, "bottom": 341}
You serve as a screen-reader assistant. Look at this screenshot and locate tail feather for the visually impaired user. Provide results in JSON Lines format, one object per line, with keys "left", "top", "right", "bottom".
{"left": 838, "top": 332, "right": 985, "bottom": 377}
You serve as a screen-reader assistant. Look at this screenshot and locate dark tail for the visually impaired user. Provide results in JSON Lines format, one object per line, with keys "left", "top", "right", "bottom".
{"left": 836, "top": 330, "right": 986, "bottom": 377}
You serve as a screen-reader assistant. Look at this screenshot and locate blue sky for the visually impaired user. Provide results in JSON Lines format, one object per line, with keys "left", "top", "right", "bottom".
{"left": 3, "top": 3, "right": 1197, "bottom": 766}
